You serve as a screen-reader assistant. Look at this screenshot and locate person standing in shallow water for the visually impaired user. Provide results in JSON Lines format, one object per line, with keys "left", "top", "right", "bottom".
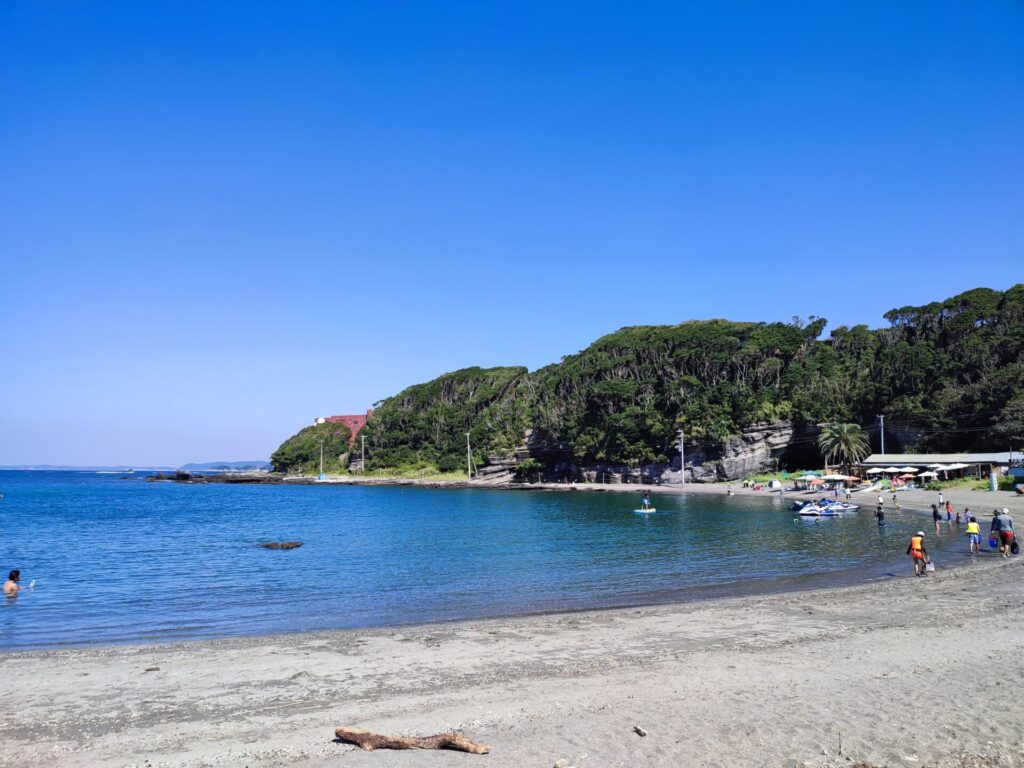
{"left": 3, "top": 570, "right": 20, "bottom": 596}
{"left": 907, "top": 532, "right": 929, "bottom": 576}
{"left": 932, "top": 504, "right": 942, "bottom": 534}
{"left": 966, "top": 516, "right": 981, "bottom": 555}
{"left": 991, "top": 508, "right": 1015, "bottom": 558}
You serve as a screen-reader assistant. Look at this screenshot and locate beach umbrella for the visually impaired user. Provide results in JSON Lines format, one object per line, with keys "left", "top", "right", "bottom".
{"left": 898, "top": 467, "right": 918, "bottom": 473}
{"left": 798, "top": 473, "right": 819, "bottom": 480}
{"left": 865, "top": 468, "right": 884, "bottom": 474}
{"left": 883, "top": 467, "right": 902, "bottom": 473}
{"left": 919, "top": 471, "right": 938, "bottom": 478}
{"left": 927, "top": 463, "right": 943, "bottom": 468}
{"left": 898, "top": 473, "right": 916, "bottom": 479}
{"left": 945, "top": 462, "right": 969, "bottom": 470}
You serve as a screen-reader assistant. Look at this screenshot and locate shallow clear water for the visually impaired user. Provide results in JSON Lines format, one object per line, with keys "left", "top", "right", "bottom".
{"left": 0, "top": 471, "right": 970, "bottom": 649}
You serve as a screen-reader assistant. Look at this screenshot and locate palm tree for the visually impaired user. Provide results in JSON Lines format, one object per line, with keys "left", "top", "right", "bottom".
{"left": 817, "top": 423, "right": 870, "bottom": 474}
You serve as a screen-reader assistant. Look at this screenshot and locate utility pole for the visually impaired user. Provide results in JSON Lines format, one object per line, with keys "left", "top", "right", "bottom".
{"left": 878, "top": 414, "right": 886, "bottom": 454}
{"left": 466, "top": 432, "right": 472, "bottom": 479}
{"left": 679, "top": 427, "right": 685, "bottom": 486}
{"left": 361, "top": 435, "right": 365, "bottom": 472}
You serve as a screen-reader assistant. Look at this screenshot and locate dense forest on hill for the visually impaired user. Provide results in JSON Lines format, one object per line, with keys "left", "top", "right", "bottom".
{"left": 270, "top": 421, "right": 352, "bottom": 475}
{"left": 271, "top": 284, "right": 1024, "bottom": 475}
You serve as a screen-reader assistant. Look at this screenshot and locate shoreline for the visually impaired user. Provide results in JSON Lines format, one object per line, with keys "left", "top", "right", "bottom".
{"left": 151, "top": 469, "right": 1024, "bottom": 518}
{"left": 2, "top": 557, "right": 1021, "bottom": 768}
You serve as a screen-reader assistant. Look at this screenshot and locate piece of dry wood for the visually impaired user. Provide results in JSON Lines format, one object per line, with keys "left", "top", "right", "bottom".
{"left": 334, "top": 726, "right": 490, "bottom": 754}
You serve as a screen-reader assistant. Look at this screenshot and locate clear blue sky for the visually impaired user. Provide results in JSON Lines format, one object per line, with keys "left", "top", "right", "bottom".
{"left": 2, "top": 1, "right": 1022, "bottom": 466}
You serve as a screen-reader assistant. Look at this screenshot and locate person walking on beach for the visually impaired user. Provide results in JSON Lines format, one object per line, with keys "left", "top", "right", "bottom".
{"left": 991, "top": 508, "right": 1015, "bottom": 557}
{"left": 3, "top": 570, "right": 20, "bottom": 596}
{"left": 938, "top": 491, "right": 944, "bottom": 507}
{"left": 932, "top": 504, "right": 942, "bottom": 534}
{"left": 907, "top": 532, "right": 929, "bottom": 576}
{"left": 966, "top": 516, "right": 981, "bottom": 555}
{"left": 845, "top": 487, "right": 851, "bottom": 501}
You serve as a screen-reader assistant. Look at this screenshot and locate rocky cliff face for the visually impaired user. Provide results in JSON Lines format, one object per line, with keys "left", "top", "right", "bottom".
{"left": 482, "top": 422, "right": 814, "bottom": 484}
{"left": 654, "top": 421, "right": 810, "bottom": 483}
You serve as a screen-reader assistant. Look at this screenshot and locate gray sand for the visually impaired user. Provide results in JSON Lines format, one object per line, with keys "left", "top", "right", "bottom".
{"left": 1, "top": 554, "right": 1022, "bottom": 768}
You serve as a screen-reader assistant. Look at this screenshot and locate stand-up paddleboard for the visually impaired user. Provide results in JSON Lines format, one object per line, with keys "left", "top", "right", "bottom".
{"left": 633, "top": 508, "right": 656, "bottom": 514}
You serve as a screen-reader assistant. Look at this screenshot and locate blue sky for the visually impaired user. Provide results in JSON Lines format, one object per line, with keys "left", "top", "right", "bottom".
{"left": 2, "top": 1, "right": 1022, "bottom": 466}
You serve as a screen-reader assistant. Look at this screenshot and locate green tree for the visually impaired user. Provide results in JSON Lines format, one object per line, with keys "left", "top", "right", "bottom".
{"left": 817, "top": 423, "right": 870, "bottom": 473}
{"left": 271, "top": 421, "right": 352, "bottom": 475}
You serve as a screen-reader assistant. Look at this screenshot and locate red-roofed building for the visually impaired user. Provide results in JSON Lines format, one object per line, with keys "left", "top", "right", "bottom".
{"left": 314, "top": 411, "right": 372, "bottom": 446}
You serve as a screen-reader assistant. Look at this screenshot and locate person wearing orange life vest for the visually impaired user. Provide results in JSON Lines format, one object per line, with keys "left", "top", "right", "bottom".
{"left": 906, "top": 531, "right": 929, "bottom": 577}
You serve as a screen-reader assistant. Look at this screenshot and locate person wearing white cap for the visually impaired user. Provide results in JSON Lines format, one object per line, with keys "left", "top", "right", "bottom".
{"left": 991, "top": 508, "right": 1015, "bottom": 557}
{"left": 906, "top": 531, "right": 928, "bottom": 576}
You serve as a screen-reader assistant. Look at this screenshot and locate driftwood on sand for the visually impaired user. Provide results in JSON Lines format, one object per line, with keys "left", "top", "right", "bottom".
{"left": 334, "top": 726, "right": 490, "bottom": 754}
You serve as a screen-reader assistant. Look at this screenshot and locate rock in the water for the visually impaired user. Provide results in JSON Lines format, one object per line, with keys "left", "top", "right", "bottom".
{"left": 259, "top": 541, "right": 304, "bottom": 550}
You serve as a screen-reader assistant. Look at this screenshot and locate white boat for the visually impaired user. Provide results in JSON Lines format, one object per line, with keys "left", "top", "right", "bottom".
{"left": 794, "top": 500, "right": 859, "bottom": 516}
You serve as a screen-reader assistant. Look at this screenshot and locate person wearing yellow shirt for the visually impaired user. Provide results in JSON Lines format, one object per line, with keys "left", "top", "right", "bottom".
{"left": 965, "top": 516, "right": 981, "bottom": 555}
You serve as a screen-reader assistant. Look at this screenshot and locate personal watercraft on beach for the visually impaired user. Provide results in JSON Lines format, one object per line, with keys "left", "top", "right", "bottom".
{"left": 792, "top": 499, "right": 860, "bottom": 516}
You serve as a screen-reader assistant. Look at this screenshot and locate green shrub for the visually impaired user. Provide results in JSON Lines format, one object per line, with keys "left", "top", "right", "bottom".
{"left": 998, "top": 474, "right": 1018, "bottom": 491}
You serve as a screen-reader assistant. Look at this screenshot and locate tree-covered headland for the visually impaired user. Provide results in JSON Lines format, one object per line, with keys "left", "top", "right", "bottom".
{"left": 270, "top": 421, "right": 352, "bottom": 475}
{"left": 272, "top": 284, "right": 1024, "bottom": 477}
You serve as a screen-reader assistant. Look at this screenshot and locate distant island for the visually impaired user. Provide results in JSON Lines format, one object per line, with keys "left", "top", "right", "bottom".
{"left": 0, "top": 465, "right": 173, "bottom": 472}
{"left": 0, "top": 461, "right": 271, "bottom": 473}
{"left": 178, "top": 461, "right": 272, "bottom": 472}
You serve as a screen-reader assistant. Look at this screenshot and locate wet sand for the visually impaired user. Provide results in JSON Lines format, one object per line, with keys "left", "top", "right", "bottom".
{"left": 1, "top": 555, "right": 1022, "bottom": 768}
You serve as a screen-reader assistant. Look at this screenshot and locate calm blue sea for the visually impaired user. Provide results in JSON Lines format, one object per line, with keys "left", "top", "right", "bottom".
{"left": 0, "top": 471, "right": 970, "bottom": 650}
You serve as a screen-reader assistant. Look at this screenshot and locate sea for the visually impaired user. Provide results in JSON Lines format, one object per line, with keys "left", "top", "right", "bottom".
{"left": 0, "top": 470, "right": 973, "bottom": 650}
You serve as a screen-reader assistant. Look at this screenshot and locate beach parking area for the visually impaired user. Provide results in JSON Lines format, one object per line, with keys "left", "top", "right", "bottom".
{"left": 1, "top": 554, "right": 1022, "bottom": 768}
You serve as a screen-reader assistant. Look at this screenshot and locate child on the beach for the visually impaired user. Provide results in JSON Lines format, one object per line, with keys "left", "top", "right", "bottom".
{"left": 966, "top": 516, "right": 981, "bottom": 555}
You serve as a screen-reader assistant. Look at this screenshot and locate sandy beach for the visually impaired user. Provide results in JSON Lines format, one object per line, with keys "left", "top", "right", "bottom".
{"left": 2, "top": 551, "right": 1022, "bottom": 768}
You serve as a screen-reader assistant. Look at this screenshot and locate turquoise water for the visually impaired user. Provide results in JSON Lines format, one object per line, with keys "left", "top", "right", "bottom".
{"left": 0, "top": 471, "right": 970, "bottom": 649}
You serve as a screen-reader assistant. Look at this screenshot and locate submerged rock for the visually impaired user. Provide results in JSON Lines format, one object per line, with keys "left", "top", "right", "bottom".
{"left": 259, "top": 541, "right": 304, "bottom": 550}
